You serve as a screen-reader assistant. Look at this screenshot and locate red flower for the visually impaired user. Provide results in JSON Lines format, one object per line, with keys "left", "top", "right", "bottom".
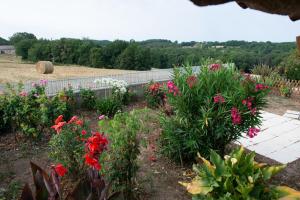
{"left": 54, "top": 163, "right": 67, "bottom": 177}
{"left": 186, "top": 75, "right": 197, "bottom": 88}
{"left": 149, "top": 155, "right": 157, "bottom": 162}
{"left": 255, "top": 84, "right": 268, "bottom": 92}
{"left": 247, "top": 127, "right": 260, "bottom": 138}
{"left": 251, "top": 108, "right": 257, "bottom": 115}
{"left": 81, "top": 130, "right": 87, "bottom": 135}
{"left": 209, "top": 63, "right": 221, "bottom": 71}
{"left": 87, "top": 132, "right": 108, "bottom": 155}
{"left": 51, "top": 122, "right": 66, "bottom": 134}
{"left": 231, "top": 107, "right": 242, "bottom": 125}
{"left": 84, "top": 153, "right": 101, "bottom": 170}
{"left": 213, "top": 94, "right": 225, "bottom": 104}
{"left": 55, "top": 115, "right": 64, "bottom": 125}
{"left": 75, "top": 120, "right": 83, "bottom": 126}
{"left": 68, "top": 116, "right": 78, "bottom": 124}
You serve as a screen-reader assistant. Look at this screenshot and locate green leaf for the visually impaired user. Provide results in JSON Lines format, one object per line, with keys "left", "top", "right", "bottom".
{"left": 210, "top": 150, "right": 228, "bottom": 179}
{"left": 262, "top": 165, "right": 286, "bottom": 180}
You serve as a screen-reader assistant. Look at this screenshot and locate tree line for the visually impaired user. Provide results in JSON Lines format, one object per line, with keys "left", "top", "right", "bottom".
{"left": 6, "top": 32, "right": 297, "bottom": 71}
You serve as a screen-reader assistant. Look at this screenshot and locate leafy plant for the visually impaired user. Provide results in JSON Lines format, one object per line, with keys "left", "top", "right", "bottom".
{"left": 79, "top": 88, "right": 96, "bottom": 110}
{"left": 160, "top": 63, "right": 269, "bottom": 163}
{"left": 95, "top": 98, "right": 122, "bottom": 118}
{"left": 279, "top": 84, "right": 292, "bottom": 98}
{"left": 179, "top": 146, "right": 297, "bottom": 200}
{"left": 100, "top": 109, "right": 149, "bottom": 200}
{"left": 144, "top": 81, "right": 166, "bottom": 108}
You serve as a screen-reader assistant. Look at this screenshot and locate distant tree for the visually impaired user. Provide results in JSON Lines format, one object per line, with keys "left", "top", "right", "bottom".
{"left": 15, "top": 39, "right": 36, "bottom": 59}
{"left": 89, "top": 47, "right": 104, "bottom": 68}
{"left": 10, "top": 32, "right": 37, "bottom": 45}
{"left": 102, "top": 40, "right": 129, "bottom": 67}
{"left": 0, "top": 37, "right": 10, "bottom": 45}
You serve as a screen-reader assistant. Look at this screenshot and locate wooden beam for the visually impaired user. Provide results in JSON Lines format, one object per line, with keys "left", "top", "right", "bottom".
{"left": 297, "top": 36, "right": 300, "bottom": 54}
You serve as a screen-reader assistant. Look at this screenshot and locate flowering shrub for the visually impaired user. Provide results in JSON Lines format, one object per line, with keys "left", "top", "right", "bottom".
{"left": 94, "top": 78, "right": 128, "bottom": 100}
{"left": 79, "top": 88, "right": 96, "bottom": 110}
{"left": 143, "top": 81, "right": 166, "bottom": 108}
{"left": 179, "top": 146, "right": 299, "bottom": 200}
{"left": 160, "top": 64, "right": 269, "bottom": 162}
{"left": 49, "top": 115, "right": 108, "bottom": 178}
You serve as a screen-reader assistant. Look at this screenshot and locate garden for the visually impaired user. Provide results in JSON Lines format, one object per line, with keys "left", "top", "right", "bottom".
{"left": 1, "top": 62, "right": 300, "bottom": 200}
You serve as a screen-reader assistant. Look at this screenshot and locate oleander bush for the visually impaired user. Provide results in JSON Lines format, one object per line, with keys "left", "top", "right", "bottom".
{"left": 144, "top": 81, "right": 166, "bottom": 108}
{"left": 180, "top": 146, "right": 298, "bottom": 200}
{"left": 79, "top": 88, "right": 96, "bottom": 110}
{"left": 160, "top": 63, "right": 269, "bottom": 163}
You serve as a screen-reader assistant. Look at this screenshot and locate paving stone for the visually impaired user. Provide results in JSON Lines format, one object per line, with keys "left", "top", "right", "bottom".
{"left": 267, "top": 147, "right": 300, "bottom": 164}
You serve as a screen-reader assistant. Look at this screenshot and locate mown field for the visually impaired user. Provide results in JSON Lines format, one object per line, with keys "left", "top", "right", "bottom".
{"left": 0, "top": 54, "right": 133, "bottom": 83}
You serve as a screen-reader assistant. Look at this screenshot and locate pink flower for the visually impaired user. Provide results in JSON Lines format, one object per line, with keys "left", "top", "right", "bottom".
{"left": 19, "top": 91, "right": 28, "bottom": 97}
{"left": 81, "top": 130, "right": 87, "bottom": 135}
{"left": 32, "top": 82, "right": 37, "bottom": 87}
{"left": 68, "top": 116, "right": 78, "bottom": 124}
{"left": 247, "top": 127, "right": 260, "bottom": 138}
{"left": 39, "top": 79, "right": 48, "bottom": 86}
{"left": 213, "top": 94, "right": 225, "bottom": 104}
{"left": 186, "top": 75, "right": 197, "bottom": 88}
{"left": 251, "top": 108, "right": 257, "bottom": 115}
{"left": 98, "top": 115, "right": 105, "bottom": 120}
{"left": 167, "top": 81, "right": 179, "bottom": 96}
{"left": 209, "top": 63, "right": 221, "bottom": 71}
{"left": 231, "top": 107, "right": 242, "bottom": 125}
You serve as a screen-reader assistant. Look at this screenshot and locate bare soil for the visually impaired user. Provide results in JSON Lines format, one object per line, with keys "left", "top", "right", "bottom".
{"left": 0, "top": 55, "right": 132, "bottom": 84}
{"left": 1, "top": 96, "right": 300, "bottom": 199}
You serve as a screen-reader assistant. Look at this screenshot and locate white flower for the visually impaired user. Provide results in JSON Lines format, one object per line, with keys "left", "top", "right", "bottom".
{"left": 248, "top": 176, "right": 253, "bottom": 183}
{"left": 231, "top": 158, "right": 238, "bottom": 165}
{"left": 94, "top": 78, "right": 128, "bottom": 94}
{"left": 224, "top": 155, "right": 231, "bottom": 161}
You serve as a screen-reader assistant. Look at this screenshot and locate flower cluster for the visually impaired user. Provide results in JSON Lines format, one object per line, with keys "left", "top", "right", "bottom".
{"left": 94, "top": 78, "right": 128, "bottom": 94}
{"left": 242, "top": 97, "right": 256, "bottom": 115}
{"left": 84, "top": 132, "right": 108, "bottom": 170}
{"left": 51, "top": 115, "right": 83, "bottom": 134}
{"left": 209, "top": 63, "right": 221, "bottom": 71}
{"left": 186, "top": 75, "right": 197, "bottom": 88}
{"left": 255, "top": 83, "right": 269, "bottom": 92}
{"left": 167, "top": 81, "right": 179, "bottom": 96}
{"left": 247, "top": 127, "right": 260, "bottom": 138}
{"left": 231, "top": 107, "right": 242, "bottom": 125}
{"left": 213, "top": 94, "right": 225, "bottom": 104}
{"left": 19, "top": 91, "right": 28, "bottom": 97}
{"left": 149, "top": 82, "right": 161, "bottom": 93}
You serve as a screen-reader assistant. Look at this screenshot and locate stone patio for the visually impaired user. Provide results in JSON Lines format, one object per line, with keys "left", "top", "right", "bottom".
{"left": 236, "top": 111, "right": 300, "bottom": 164}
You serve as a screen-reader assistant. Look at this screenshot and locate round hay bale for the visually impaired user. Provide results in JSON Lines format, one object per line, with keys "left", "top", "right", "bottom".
{"left": 36, "top": 61, "right": 54, "bottom": 74}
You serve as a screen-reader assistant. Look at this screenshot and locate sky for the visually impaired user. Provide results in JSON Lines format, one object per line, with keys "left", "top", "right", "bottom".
{"left": 1, "top": 0, "right": 299, "bottom": 42}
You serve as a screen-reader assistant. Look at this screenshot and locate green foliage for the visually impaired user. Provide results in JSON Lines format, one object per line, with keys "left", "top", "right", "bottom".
{"left": 160, "top": 63, "right": 269, "bottom": 163}
{"left": 79, "top": 88, "right": 96, "bottom": 110}
{"left": 144, "top": 81, "right": 166, "bottom": 108}
{"left": 9, "top": 32, "right": 37, "bottom": 45}
{"left": 180, "top": 146, "right": 286, "bottom": 200}
{"left": 89, "top": 47, "right": 104, "bottom": 67}
{"left": 49, "top": 116, "right": 87, "bottom": 176}
{"left": 100, "top": 109, "right": 149, "bottom": 199}
{"left": 279, "top": 84, "right": 292, "bottom": 98}
{"left": 280, "top": 50, "right": 300, "bottom": 80}
{"left": 95, "top": 98, "right": 122, "bottom": 118}
{"left": 0, "top": 37, "right": 10, "bottom": 45}
{"left": 1, "top": 81, "right": 74, "bottom": 138}
{"left": 251, "top": 64, "right": 274, "bottom": 77}
{"left": 15, "top": 39, "right": 36, "bottom": 59}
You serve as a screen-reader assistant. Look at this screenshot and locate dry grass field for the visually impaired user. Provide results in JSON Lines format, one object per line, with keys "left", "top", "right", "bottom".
{"left": 0, "top": 54, "right": 132, "bottom": 83}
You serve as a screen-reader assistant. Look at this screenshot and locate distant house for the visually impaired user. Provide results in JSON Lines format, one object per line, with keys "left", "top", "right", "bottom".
{"left": 0, "top": 45, "right": 15, "bottom": 54}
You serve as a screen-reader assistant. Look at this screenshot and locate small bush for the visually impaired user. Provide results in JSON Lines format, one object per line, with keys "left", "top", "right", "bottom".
{"left": 251, "top": 64, "right": 274, "bottom": 77}
{"left": 160, "top": 63, "right": 269, "bottom": 162}
{"left": 95, "top": 98, "right": 122, "bottom": 118}
{"left": 279, "top": 84, "right": 292, "bottom": 98}
{"left": 100, "top": 109, "right": 148, "bottom": 199}
{"left": 79, "top": 88, "right": 96, "bottom": 110}
{"left": 144, "top": 81, "right": 166, "bottom": 108}
{"left": 180, "top": 146, "right": 286, "bottom": 200}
